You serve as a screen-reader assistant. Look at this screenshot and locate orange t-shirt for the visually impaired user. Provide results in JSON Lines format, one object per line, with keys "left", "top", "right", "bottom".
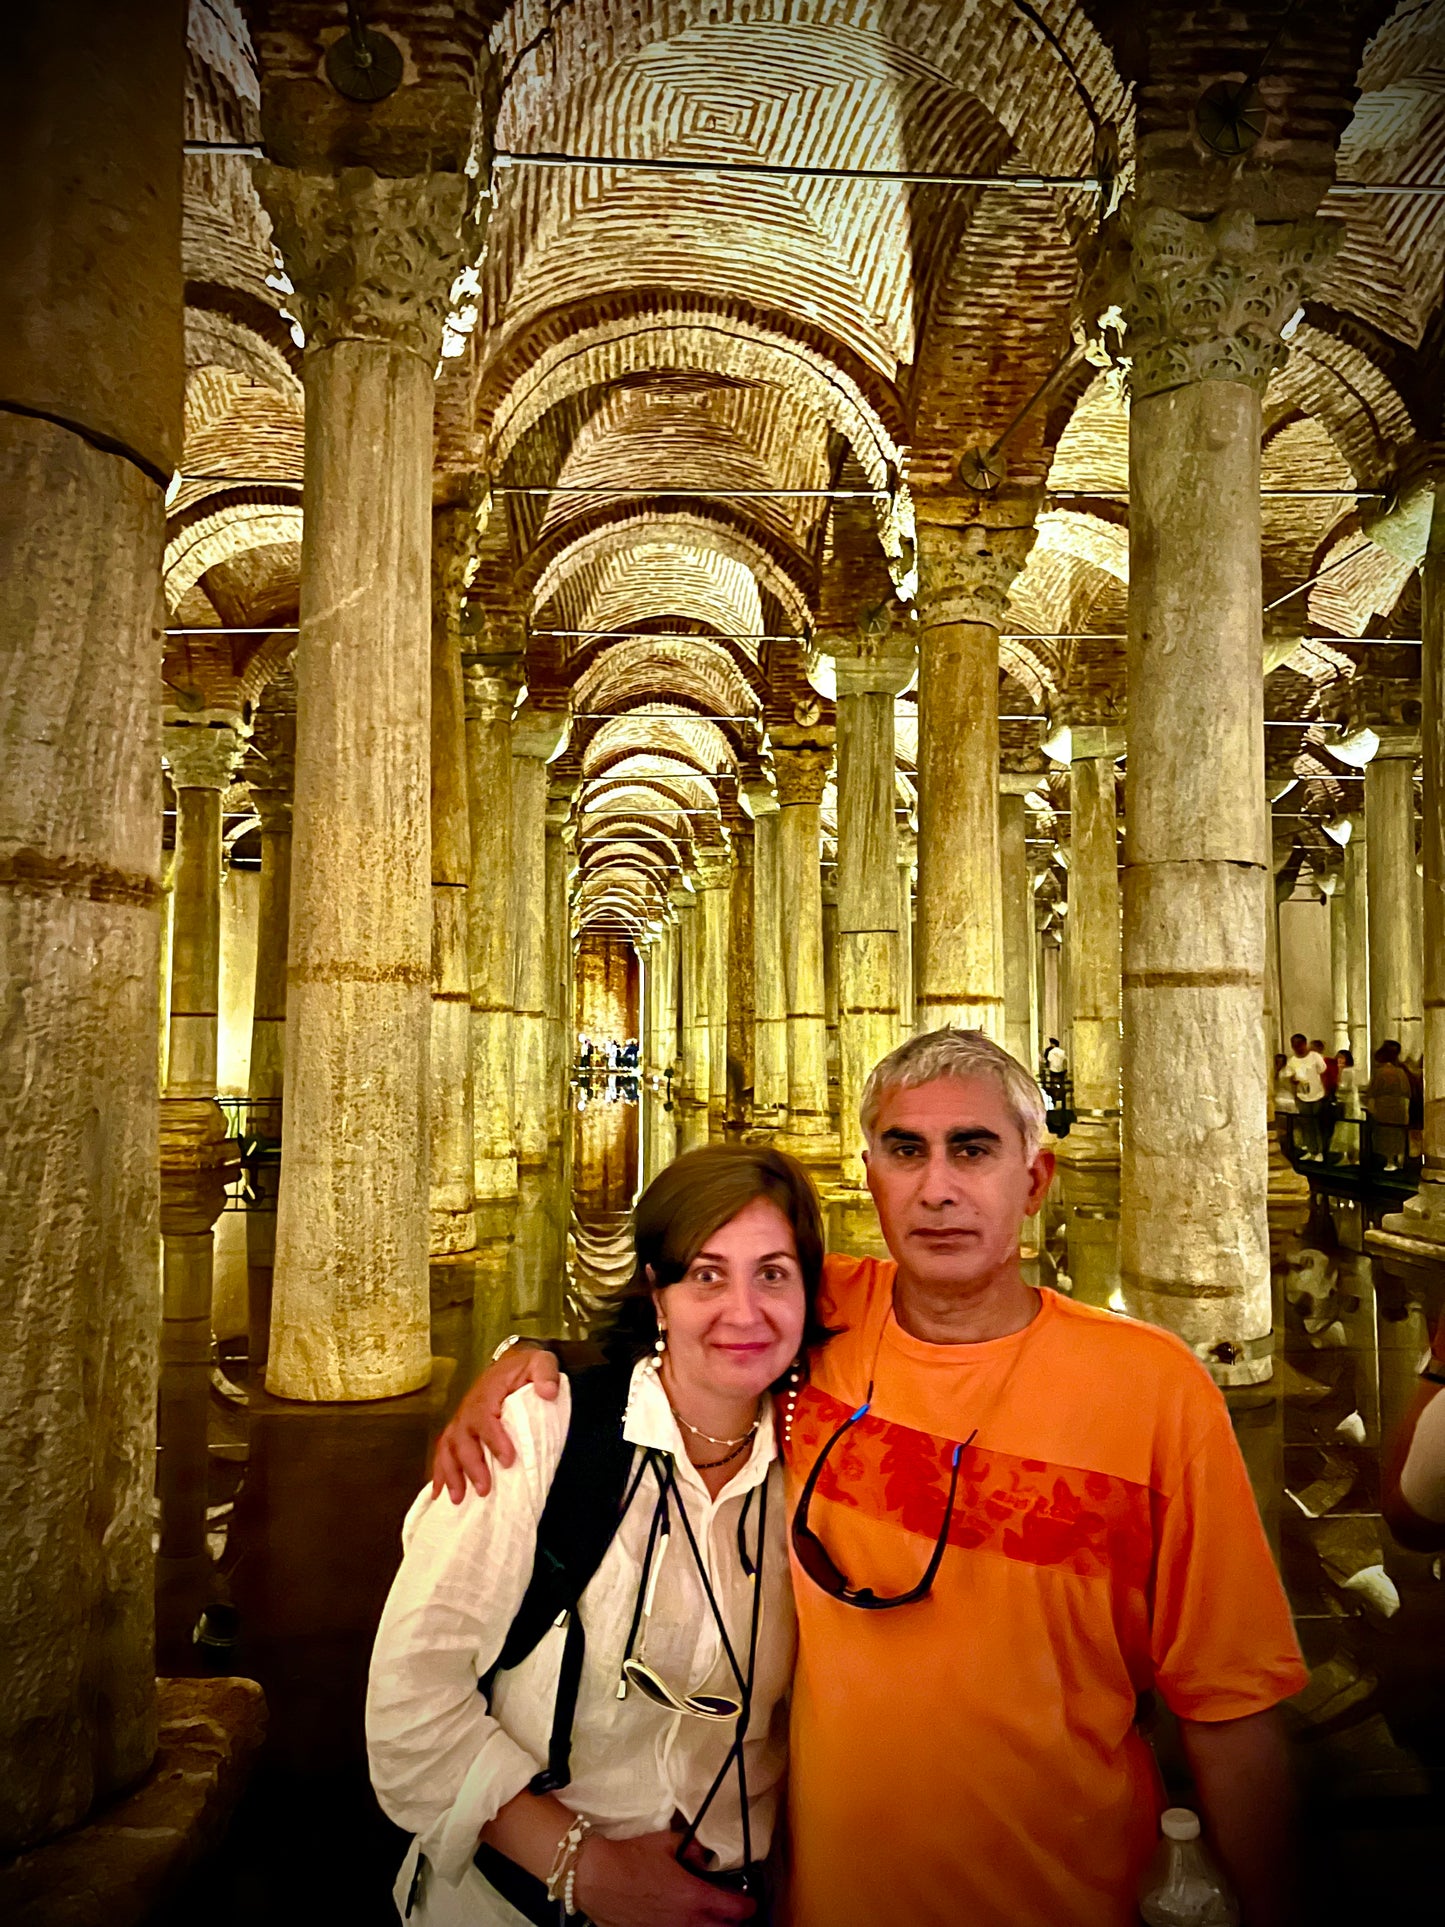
{"left": 782, "top": 1255, "right": 1307, "bottom": 1927}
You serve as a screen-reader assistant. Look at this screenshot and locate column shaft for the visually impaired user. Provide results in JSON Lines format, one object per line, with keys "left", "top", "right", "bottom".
{"left": 914, "top": 515, "right": 1034, "bottom": 1035}
{"left": 835, "top": 684, "right": 902, "bottom": 1182}
{"left": 464, "top": 663, "right": 520, "bottom": 1199}
{"left": 751, "top": 806, "right": 788, "bottom": 1124}
{"left": 773, "top": 748, "right": 834, "bottom": 1157}
{"left": 700, "top": 875, "right": 731, "bottom": 1128}
{"left": 544, "top": 798, "right": 574, "bottom": 1144}
{"left": 1122, "top": 378, "right": 1270, "bottom": 1382}
{"left": 269, "top": 340, "right": 436, "bottom": 1400}
{"left": 1366, "top": 751, "right": 1422, "bottom": 1061}
{"left": 0, "top": 0, "right": 183, "bottom": 1842}
{"left": 166, "top": 783, "right": 223, "bottom": 1095}
{"left": 512, "top": 745, "right": 551, "bottom": 1166}
{"left": 726, "top": 823, "right": 755, "bottom": 1125}
{"left": 1000, "top": 787, "right": 1033, "bottom": 1073}
{"left": 1386, "top": 499, "right": 1445, "bottom": 1237}
{"left": 428, "top": 509, "right": 476, "bottom": 1255}
{"left": 1346, "top": 821, "right": 1370, "bottom": 1069}
{"left": 897, "top": 827, "right": 916, "bottom": 1035}
{"left": 1327, "top": 881, "right": 1351, "bottom": 1052}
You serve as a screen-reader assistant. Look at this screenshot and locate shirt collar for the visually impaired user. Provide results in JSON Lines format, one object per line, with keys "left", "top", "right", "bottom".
{"left": 622, "top": 1357, "right": 777, "bottom": 1492}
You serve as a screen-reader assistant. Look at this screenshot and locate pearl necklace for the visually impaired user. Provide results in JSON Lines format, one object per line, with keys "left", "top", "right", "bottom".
{"left": 671, "top": 1405, "right": 760, "bottom": 1450}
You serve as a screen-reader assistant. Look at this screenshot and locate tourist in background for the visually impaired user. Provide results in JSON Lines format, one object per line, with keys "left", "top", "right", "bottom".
{"left": 1272, "top": 1053, "right": 1297, "bottom": 1157}
{"left": 1286, "top": 1033, "right": 1328, "bottom": 1160}
{"left": 1364, "top": 1039, "right": 1412, "bottom": 1172}
{"left": 1334, "top": 1049, "right": 1361, "bottom": 1164}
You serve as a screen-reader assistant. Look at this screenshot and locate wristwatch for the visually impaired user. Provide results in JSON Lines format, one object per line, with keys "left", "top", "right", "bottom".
{"left": 491, "top": 1333, "right": 522, "bottom": 1363}
{"left": 1416, "top": 1347, "right": 1445, "bottom": 1387}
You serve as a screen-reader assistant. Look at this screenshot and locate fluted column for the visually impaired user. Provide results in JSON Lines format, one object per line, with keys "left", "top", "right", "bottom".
{"left": 511, "top": 704, "right": 569, "bottom": 1166}
{"left": 772, "top": 739, "right": 836, "bottom": 1159}
{"left": 694, "top": 845, "right": 733, "bottom": 1130}
{"left": 463, "top": 647, "right": 523, "bottom": 1199}
{"left": 0, "top": 0, "right": 183, "bottom": 1838}
{"left": 914, "top": 504, "right": 1036, "bottom": 1036}
{"left": 1097, "top": 202, "right": 1337, "bottom": 1385}
{"left": 828, "top": 627, "right": 912, "bottom": 1183}
{"left": 1386, "top": 489, "right": 1445, "bottom": 1241}
{"left": 243, "top": 684, "right": 295, "bottom": 1369}
{"left": 999, "top": 777, "right": 1035, "bottom": 1073}
{"left": 429, "top": 503, "right": 478, "bottom": 1254}
{"left": 256, "top": 162, "right": 471, "bottom": 1400}
{"left": 1365, "top": 727, "right": 1423, "bottom": 1063}
{"left": 746, "top": 782, "right": 787, "bottom": 1128}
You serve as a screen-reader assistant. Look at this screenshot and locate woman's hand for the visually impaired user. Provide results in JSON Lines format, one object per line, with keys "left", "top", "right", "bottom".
{"left": 430, "top": 1346, "right": 563, "bottom": 1501}
{"left": 573, "top": 1832, "right": 755, "bottom": 1927}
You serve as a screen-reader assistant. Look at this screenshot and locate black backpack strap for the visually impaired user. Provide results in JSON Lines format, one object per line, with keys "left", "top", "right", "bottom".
{"left": 476, "top": 1362, "right": 641, "bottom": 1794}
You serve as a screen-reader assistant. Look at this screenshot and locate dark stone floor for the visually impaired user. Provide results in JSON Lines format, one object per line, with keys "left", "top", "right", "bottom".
{"left": 151, "top": 1093, "right": 1445, "bottom": 1924}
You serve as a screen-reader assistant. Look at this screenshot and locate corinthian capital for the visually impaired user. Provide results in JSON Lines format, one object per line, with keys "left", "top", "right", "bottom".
{"left": 771, "top": 742, "right": 835, "bottom": 808}
{"left": 462, "top": 655, "right": 524, "bottom": 726}
{"left": 164, "top": 720, "right": 246, "bottom": 792}
{"left": 1081, "top": 204, "right": 1340, "bottom": 401}
{"left": 255, "top": 164, "right": 473, "bottom": 361}
{"left": 817, "top": 602, "right": 918, "bottom": 699}
{"left": 915, "top": 522, "right": 1036, "bottom": 632}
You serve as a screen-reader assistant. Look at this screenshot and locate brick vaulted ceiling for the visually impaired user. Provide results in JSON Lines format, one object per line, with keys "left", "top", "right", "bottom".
{"left": 185, "top": 0, "right": 1445, "bottom": 931}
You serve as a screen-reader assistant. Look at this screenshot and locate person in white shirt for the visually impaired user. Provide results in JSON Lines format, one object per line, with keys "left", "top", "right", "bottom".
{"left": 367, "top": 1144, "right": 828, "bottom": 1927}
{"left": 1286, "top": 1033, "right": 1329, "bottom": 1160}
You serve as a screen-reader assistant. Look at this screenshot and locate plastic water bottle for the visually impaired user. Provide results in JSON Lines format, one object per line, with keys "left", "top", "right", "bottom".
{"left": 1139, "top": 1808, "right": 1239, "bottom": 1926}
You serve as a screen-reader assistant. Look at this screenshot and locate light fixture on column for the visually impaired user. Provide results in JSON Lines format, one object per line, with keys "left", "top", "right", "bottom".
{"left": 1041, "top": 721, "right": 1072, "bottom": 765}
{"left": 1327, "top": 724, "right": 1380, "bottom": 768}
{"left": 325, "top": 4, "right": 404, "bottom": 101}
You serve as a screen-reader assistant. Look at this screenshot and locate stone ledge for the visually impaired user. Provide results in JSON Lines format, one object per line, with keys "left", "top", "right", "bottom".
{"left": 0, "top": 1676, "right": 266, "bottom": 1927}
{"left": 1364, "top": 1225, "right": 1445, "bottom": 1265}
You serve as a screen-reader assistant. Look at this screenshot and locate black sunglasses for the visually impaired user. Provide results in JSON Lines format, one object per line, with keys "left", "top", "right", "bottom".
{"left": 791, "top": 1383, "right": 976, "bottom": 1609}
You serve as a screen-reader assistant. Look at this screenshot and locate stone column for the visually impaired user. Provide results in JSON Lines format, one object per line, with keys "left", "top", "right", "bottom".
{"left": 0, "top": 0, "right": 182, "bottom": 1845}
{"left": 1345, "top": 815, "right": 1370, "bottom": 1070}
{"left": 256, "top": 163, "right": 470, "bottom": 1401}
{"left": 822, "top": 879, "right": 840, "bottom": 1099}
{"left": 999, "top": 777, "right": 1035, "bottom": 1073}
{"left": 897, "top": 822, "right": 916, "bottom": 1036}
{"left": 726, "top": 816, "right": 756, "bottom": 1126}
{"left": 1321, "top": 871, "right": 1351, "bottom": 1052}
{"left": 1365, "top": 730, "right": 1423, "bottom": 1063}
{"left": 163, "top": 720, "right": 244, "bottom": 1098}
{"left": 772, "top": 739, "right": 836, "bottom": 1159}
{"left": 1263, "top": 790, "right": 1292, "bottom": 1069}
{"left": 428, "top": 504, "right": 478, "bottom": 1255}
{"left": 676, "top": 881, "right": 706, "bottom": 1109}
{"left": 650, "top": 912, "right": 679, "bottom": 1081}
{"left": 914, "top": 502, "right": 1036, "bottom": 1035}
{"left": 510, "top": 704, "right": 569, "bottom": 1166}
{"left": 544, "top": 786, "right": 578, "bottom": 1145}
{"left": 1057, "top": 731, "right": 1124, "bottom": 1161}
{"left": 693, "top": 843, "right": 733, "bottom": 1129}
{"left": 1386, "top": 490, "right": 1445, "bottom": 1242}
{"left": 1103, "top": 204, "right": 1335, "bottom": 1385}
{"left": 463, "top": 646, "right": 523, "bottom": 1199}
{"left": 242, "top": 685, "right": 295, "bottom": 1369}
{"left": 746, "top": 783, "right": 788, "bottom": 1128}
{"left": 828, "top": 631, "right": 912, "bottom": 1182}
{"left": 1041, "top": 924, "right": 1062, "bottom": 1046}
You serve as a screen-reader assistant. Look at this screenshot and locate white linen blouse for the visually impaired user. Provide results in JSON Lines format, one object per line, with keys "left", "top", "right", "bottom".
{"left": 366, "top": 1361, "right": 795, "bottom": 1926}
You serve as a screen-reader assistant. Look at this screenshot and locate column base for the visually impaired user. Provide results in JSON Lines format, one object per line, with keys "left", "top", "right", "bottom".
{"left": 1378, "top": 1175, "right": 1445, "bottom": 1250}
{"left": 1121, "top": 1287, "right": 1274, "bottom": 1387}
{"left": 0, "top": 1678, "right": 266, "bottom": 1927}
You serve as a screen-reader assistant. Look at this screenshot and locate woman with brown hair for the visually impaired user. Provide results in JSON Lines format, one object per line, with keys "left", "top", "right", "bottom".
{"left": 367, "top": 1143, "right": 828, "bottom": 1927}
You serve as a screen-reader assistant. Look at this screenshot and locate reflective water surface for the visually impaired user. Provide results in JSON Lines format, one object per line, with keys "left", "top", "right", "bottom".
{"left": 156, "top": 1089, "right": 1445, "bottom": 1924}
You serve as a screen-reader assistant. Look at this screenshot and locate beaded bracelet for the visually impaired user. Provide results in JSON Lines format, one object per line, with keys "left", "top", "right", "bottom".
{"left": 544, "top": 1814, "right": 593, "bottom": 1907}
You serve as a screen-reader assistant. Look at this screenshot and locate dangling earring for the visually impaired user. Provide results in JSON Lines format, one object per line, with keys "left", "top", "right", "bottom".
{"left": 782, "top": 1357, "right": 802, "bottom": 1452}
{"left": 648, "top": 1322, "right": 667, "bottom": 1375}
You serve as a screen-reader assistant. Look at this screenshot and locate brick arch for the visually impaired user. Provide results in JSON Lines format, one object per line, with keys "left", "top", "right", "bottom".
{"left": 163, "top": 494, "right": 304, "bottom": 609}
{"left": 532, "top": 515, "right": 810, "bottom": 633}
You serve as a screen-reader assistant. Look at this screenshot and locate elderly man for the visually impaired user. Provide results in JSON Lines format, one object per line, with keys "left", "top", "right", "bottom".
{"left": 435, "top": 1030, "right": 1304, "bottom": 1927}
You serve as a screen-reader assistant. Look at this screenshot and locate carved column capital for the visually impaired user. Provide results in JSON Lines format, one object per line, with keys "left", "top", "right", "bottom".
{"left": 255, "top": 163, "right": 474, "bottom": 362}
{"left": 164, "top": 720, "right": 246, "bottom": 792}
{"left": 1081, "top": 204, "right": 1341, "bottom": 401}
{"left": 915, "top": 521, "right": 1036, "bottom": 632}
{"left": 818, "top": 604, "right": 918, "bottom": 699}
{"left": 433, "top": 492, "right": 486, "bottom": 643}
{"left": 462, "top": 653, "right": 525, "bottom": 725}
{"left": 511, "top": 703, "right": 570, "bottom": 764}
{"left": 244, "top": 697, "right": 296, "bottom": 833}
{"left": 693, "top": 843, "right": 735, "bottom": 891}
{"left": 771, "top": 740, "right": 834, "bottom": 808}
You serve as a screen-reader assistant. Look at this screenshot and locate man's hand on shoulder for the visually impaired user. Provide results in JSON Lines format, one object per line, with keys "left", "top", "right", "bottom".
{"left": 430, "top": 1344, "right": 562, "bottom": 1502}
